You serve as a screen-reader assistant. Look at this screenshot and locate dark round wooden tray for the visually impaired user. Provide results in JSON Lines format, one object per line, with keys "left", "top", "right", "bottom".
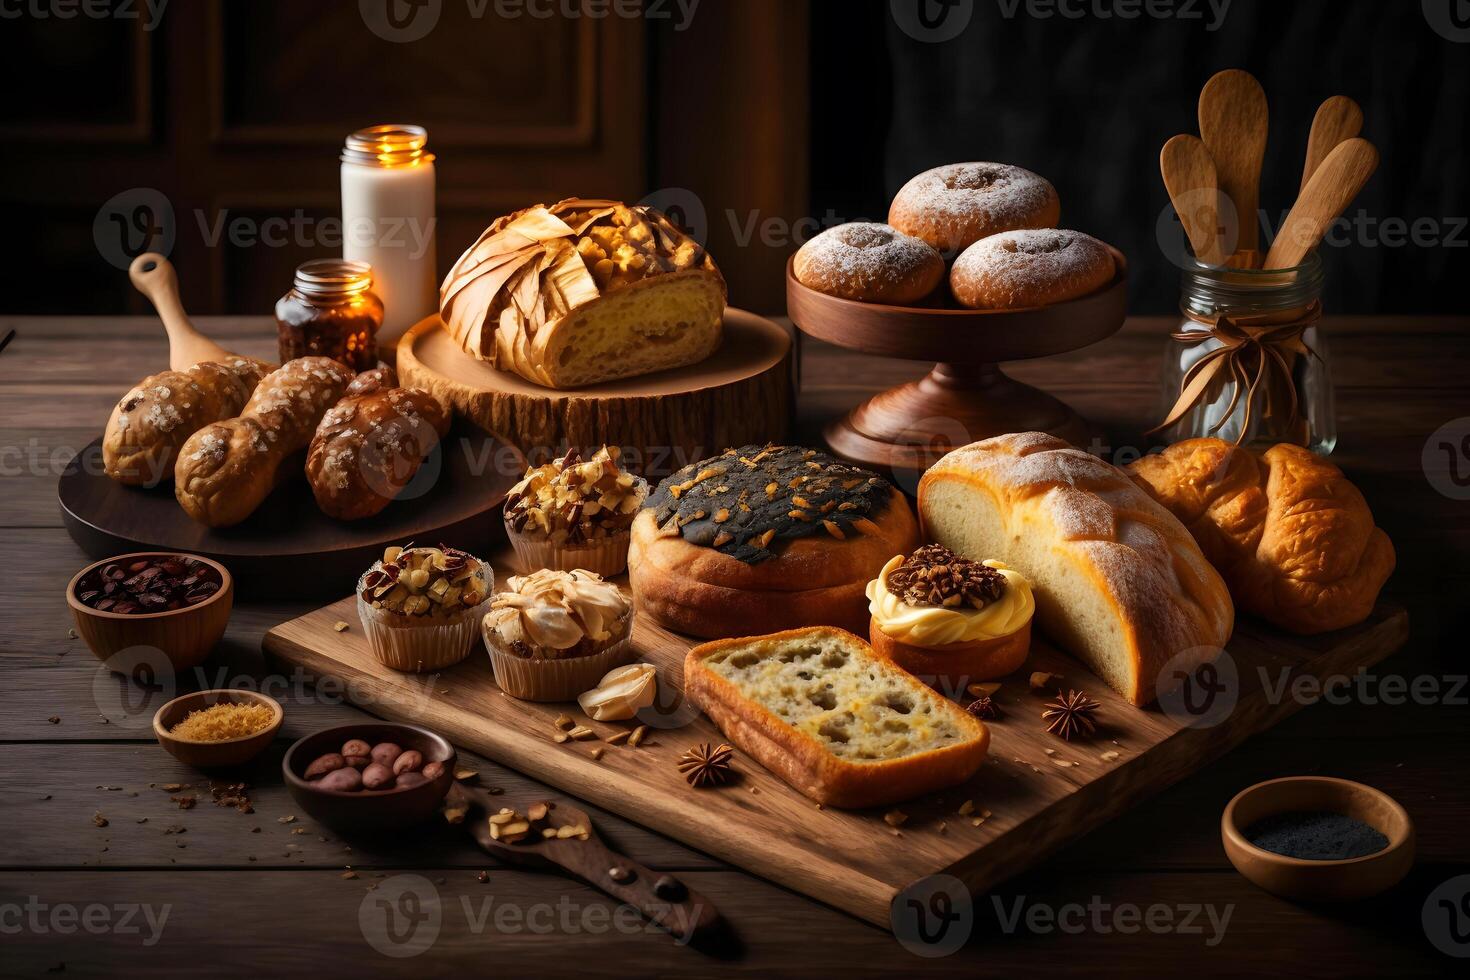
{"left": 58, "top": 419, "right": 523, "bottom": 599}
{"left": 786, "top": 249, "right": 1128, "bottom": 489}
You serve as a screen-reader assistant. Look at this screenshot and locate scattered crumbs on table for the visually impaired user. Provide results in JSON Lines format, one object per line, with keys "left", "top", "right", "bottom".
{"left": 67, "top": 628, "right": 77, "bottom": 639}
{"left": 342, "top": 870, "right": 358, "bottom": 880}
{"left": 1100, "top": 750, "right": 1121, "bottom": 762}
{"left": 92, "top": 811, "right": 108, "bottom": 827}
{"left": 48, "top": 716, "right": 60, "bottom": 724}
{"left": 332, "top": 620, "right": 350, "bottom": 633}
{"left": 279, "top": 815, "right": 296, "bottom": 824}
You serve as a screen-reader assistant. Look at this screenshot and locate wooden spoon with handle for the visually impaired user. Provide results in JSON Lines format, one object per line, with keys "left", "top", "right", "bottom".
{"left": 447, "top": 783, "right": 726, "bottom": 947}
{"left": 129, "top": 252, "right": 243, "bottom": 371}
{"left": 1198, "top": 69, "right": 1269, "bottom": 256}
{"left": 1160, "top": 134, "right": 1228, "bottom": 266}
{"left": 1300, "top": 95, "right": 1363, "bottom": 193}
{"left": 1263, "top": 137, "right": 1378, "bottom": 270}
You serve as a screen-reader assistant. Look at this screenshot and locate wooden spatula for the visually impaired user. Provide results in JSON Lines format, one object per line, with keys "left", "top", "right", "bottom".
{"left": 1160, "top": 134, "right": 1228, "bottom": 266}
{"left": 448, "top": 783, "right": 724, "bottom": 946}
{"left": 1198, "top": 69, "right": 1269, "bottom": 255}
{"left": 1263, "top": 137, "right": 1378, "bottom": 270}
{"left": 128, "top": 252, "right": 242, "bottom": 371}
{"left": 1300, "top": 95, "right": 1363, "bottom": 192}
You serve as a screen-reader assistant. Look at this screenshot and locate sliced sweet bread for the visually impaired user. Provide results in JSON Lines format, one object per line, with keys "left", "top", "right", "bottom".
{"left": 684, "top": 626, "right": 989, "bottom": 808}
{"left": 918, "top": 432, "right": 1234, "bottom": 706}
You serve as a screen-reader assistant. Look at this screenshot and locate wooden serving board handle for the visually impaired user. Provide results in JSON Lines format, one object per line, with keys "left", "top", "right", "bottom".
{"left": 129, "top": 252, "right": 242, "bottom": 371}
{"left": 450, "top": 784, "right": 724, "bottom": 945}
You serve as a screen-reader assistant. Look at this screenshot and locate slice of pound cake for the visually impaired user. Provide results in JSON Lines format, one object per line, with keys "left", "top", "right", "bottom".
{"left": 684, "top": 626, "right": 989, "bottom": 808}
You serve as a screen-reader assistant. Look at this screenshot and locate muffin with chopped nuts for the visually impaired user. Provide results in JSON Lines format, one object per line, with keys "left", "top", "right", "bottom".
{"left": 481, "top": 568, "right": 634, "bottom": 701}
{"left": 356, "top": 545, "right": 494, "bottom": 672}
{"left": 866, "top": 544, "right": 1034, "bottom": 688}
{"left": 503, "top": 446, "right": 648, "bottom": 577}
{"left": 627, "top": 445, "right": 920, "bottom": 639}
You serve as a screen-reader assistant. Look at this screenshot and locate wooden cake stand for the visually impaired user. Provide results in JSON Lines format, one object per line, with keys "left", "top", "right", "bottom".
{"left": 786, "top": 250, "right": 1128, "bottom": 486}
{"left": 397, "top": 309, "right": 793, "bottom": 478}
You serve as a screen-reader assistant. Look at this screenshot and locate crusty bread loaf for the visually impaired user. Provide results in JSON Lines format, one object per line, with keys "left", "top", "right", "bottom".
{"left": 685, "top": 626, "right": 989, "bottom": 808}
{"left": 440, "top": 198, "right": 726, "bottom": 389}
{"left": 306, "top": 367, "right": 450, "bottom": 521}
{"left": 174, "top": 357, "right": 353, "bottom": 527}
{"left": 1127, "top": 439, "right": 1395, "bottom": 635}
{"left": 627, "top": 446, "right": 920, "bottom": 639}
{"left": 103, "top": 356, "right": 271, "bottom": 486}
{"left": 918, "top": 432, "right": 1234, "bottom": 706}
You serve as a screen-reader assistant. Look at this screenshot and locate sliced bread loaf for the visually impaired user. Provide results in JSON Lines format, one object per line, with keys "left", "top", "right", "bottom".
{"left": 918, "top": 432, "right": 1234, "bottom": 705}
{"left": 685, "top": 626, "right": 989, "bottom": 807}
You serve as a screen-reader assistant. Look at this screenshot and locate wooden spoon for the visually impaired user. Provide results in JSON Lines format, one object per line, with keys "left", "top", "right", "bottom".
{"left": 1300, "top": 95, "right": 1363, "bottom": 193}
{"left": 1263, "top": 137, "right": 1378, "bottom": 270}
{"left": 448, "top": 783, "right": 725, "bottom": 946}
{"left": 1160, "top": 134, "right": 1228, "bottom": 266}
{"left": 128, "top": 252, "right": 241, "bottom": 371}
{"left": 1198, "top": 69, "right": 1269, "bottom": 255}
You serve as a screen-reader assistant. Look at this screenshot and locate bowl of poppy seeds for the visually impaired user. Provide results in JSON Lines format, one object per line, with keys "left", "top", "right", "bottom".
{"left": 1222, "top": 776, "right": 1414, "bottom": 902}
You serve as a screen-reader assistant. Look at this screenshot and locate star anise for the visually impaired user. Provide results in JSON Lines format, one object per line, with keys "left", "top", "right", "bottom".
{"left": 1042, "top": 690, "right": 1101, "bottom": 741}
{"left": 966, "top": 696, "right": 1000, "bottom": 720}
{"left": 676, "top": 743, "right": 734, "bottom": 788}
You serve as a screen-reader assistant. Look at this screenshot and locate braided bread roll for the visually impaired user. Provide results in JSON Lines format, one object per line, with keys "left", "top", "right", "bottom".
{"left": 1127, "top": 439, "right": 1394, "bottom": 635}
{"left": 306, "top": 367, "right": 451, "bottom": 521}
{"left": 103, "top": 357, "right": 271, "bottom": 486}
{"left": 918, "top": 432, "right": 1234, "bottom": 706}
{"left": 174, "top": 357, "right": 353, "bottom": 527}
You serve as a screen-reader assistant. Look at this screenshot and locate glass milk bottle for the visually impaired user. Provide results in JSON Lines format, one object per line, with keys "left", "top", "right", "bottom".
{"left": 341, "top": 124, "right": 437, "bottom": 353}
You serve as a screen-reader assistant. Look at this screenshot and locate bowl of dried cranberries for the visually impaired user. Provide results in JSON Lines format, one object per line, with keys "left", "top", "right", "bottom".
{"left": 67, "top": 552, "right": 233, "bottom": 673}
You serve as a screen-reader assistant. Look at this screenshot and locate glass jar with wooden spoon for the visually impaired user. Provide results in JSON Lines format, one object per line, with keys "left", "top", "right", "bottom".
{"left": 1155, "top": 253, "right": 1335, "bottom": 454}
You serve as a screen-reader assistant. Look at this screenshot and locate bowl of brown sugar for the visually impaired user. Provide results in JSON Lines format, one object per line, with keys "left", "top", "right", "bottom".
{"left": 152, "top": 689, "right": 283, "bottom": 768}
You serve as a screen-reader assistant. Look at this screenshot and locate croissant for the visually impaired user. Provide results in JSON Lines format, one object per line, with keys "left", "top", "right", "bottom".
{"left": 1127, "top": 439, "right": 1394, "bottom": 635}
{"left": 439, "top": 198, "right": 726, "bottom": 389}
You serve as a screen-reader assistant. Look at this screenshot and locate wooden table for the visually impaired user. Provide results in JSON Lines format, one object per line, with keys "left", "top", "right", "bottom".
{"left": 2, "top": 314, "right": 1466, "bottom": 975}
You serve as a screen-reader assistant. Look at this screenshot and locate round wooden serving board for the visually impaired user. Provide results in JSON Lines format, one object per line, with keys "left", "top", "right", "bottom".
{"left": 58, "top": 420, "right": 522, "bottom": 599}
{"left": 397, "top": 309, "right": 793, "bottom": 478}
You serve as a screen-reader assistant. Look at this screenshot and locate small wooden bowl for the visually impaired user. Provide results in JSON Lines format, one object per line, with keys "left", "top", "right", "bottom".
{"left": 1222, "top": 776, "right": 1415, "bottom": 902}
{"left": 152, "top": 689, "right": 283, "bottom": 768}
{"left": 67, "top": 552, "right": 233, "bottom": 673}
{"left": 282, "top": 723, "right": 457, "bottom": 833}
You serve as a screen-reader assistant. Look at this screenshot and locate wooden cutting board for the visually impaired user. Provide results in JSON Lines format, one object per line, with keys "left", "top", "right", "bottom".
{"left": 264, "top": 564, "right": 1407, "bottom": 930}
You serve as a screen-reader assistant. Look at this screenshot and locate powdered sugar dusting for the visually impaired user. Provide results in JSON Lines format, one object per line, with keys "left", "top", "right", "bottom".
{"left": 890, "top": 163, "right": 1057, "bottom": 251}
{"left": 951, "top": 229, "right": 1112, "bottom": 309}
{"left": 793, "top": 222, "right": 941, "bottom": 301}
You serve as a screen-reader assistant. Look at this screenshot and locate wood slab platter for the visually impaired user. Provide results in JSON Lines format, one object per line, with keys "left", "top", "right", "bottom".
{"left": 398, "top": 309, "right": 794, "bottom": 479}
{"left": 264, "top": 551, "right": 1409, "bottom": 930}
{"left": 58, "top": 420, "right": 522, "bottom": 600}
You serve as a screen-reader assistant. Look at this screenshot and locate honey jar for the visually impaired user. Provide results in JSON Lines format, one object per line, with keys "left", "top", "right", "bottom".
{"left": 275, "top": 259, "right": 383, "bottom": 371}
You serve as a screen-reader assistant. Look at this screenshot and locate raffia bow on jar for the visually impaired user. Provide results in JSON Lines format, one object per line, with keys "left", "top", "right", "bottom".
{"left": 1149, "top": 301, "right": 1325, "bottom": 448}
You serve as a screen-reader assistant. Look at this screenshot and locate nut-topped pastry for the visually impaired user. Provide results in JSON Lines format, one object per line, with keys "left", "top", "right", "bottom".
{"left": 481, "top": 569, "right": 635, "bottom": 701}
{"left": 866, "top": 544, "right": 1034, "bottom": 688}
{"left": 503, "top": 446, "right": 648, "bottom": 576}
{"left": 355, "top": 545, "right": 494, "bottom": 672}
{"left": 627, "top": 445, "right": 920, "bottom": 639}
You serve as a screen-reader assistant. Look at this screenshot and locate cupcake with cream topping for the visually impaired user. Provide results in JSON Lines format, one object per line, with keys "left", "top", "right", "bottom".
{"left": 865, "top": 544, "right": 1034, "bottom": 688}
{"left": 481, "top": 568, "right": 635, "bottom": 701}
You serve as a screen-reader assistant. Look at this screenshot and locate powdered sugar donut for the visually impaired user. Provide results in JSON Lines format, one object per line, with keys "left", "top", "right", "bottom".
{"left": 888, "top": 163, "right": 1060, "bottom": 255}
{"left": 793, "top": 222, "right": 945, "bottom": 305}
{"left": 949, "top": 229, "right": 1114, "bottom": 310}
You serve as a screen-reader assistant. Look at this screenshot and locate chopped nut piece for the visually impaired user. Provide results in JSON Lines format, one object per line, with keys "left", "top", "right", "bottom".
{"left": 553, "top": 714, "right": 575, "bottom": 731}
{"left": 883, "top": 809, "right": 908, "bottom": 828}
{"left": 628, "top": 724, "right": 650, "bottom": 748}
{"left": 605, "top": 730, "right": 631, "bottom": 746}
{"left": 590, "top": 747, "right": 605, "bottom": 761}
{"left": 967, "top": 682, "right": 1001, "bottom": 698}
{"left": 1030, "top": 671, "right": 1063, "bottom": 691}
{"left": 568, "top": 726, "right": 598, "bottom": 741}
{"left": 332, "top": 621, "right": 350, "bottom": 633}
{"left": 957, "top": 800, "right": 975, "bottom": 816}
{"left": 1100, "top": 750, "right": 1121, "bottom": 763}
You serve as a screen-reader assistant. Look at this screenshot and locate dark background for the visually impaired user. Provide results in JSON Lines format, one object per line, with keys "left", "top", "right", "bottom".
{"left": 1, "top": 0, "right": 1465, "bottom": 316}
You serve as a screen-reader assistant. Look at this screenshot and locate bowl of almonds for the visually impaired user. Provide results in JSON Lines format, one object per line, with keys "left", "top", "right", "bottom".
{"left": 282, "top": 722, "right": 457, "bottom": 832}
{"left": 67, "top": 552, "right": 233, "bottom": 673}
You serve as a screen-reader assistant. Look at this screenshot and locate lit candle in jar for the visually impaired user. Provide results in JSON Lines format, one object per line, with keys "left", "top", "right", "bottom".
{"left": 341, "top": 124, "right": 437, "bottom": 353}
